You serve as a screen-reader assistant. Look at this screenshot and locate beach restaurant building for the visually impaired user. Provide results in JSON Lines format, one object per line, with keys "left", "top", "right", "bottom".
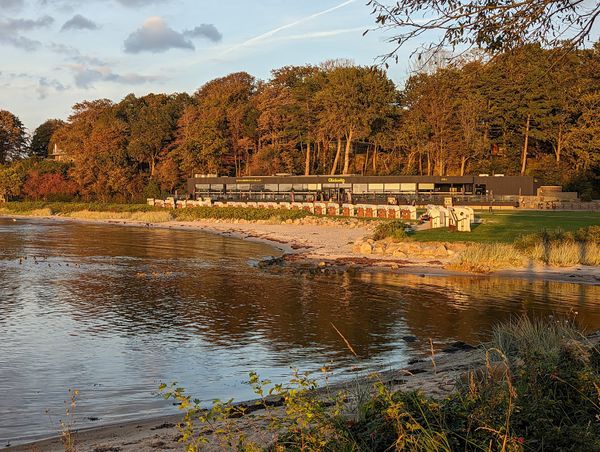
{"left": 186, "top": 174, "right": 540, "bottom": 205}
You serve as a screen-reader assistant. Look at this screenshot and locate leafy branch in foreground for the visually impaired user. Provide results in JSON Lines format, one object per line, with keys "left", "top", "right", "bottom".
{"left": 367, "top": 0, "right": 600, "bottom": 63}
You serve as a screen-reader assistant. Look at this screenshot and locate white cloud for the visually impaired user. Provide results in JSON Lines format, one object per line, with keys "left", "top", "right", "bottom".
{"left": 37, "top": 76, "right": 68, "bottom": 99}
{"left": 0, "top": 15, "right": 54, "bottom": 51}
{"left": 0, "top": 0, "right": 25, "bottom": 11}
{"left": 48, "top": 42, "right": 107, "bottom": 66}
{"left": 61, "top": 14, "right": 99, "bottom": 31}
{"left": 183, "top": 24, "right": 222, "bottom": 43}
{"left": 124, "top": 16, "right": 194, "bottom": 53}
{"left": 68, "top": 63, "right": 165, "bottom": 88}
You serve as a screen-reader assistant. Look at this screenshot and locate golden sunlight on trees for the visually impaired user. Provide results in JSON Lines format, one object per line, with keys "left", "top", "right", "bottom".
{"left": 1, "top": 44, "right": 598, "bottom": 202}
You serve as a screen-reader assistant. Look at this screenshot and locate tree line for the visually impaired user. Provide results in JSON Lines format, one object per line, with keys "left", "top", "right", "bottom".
{"left": 1, "top": 43, "right": 598, "bottom": 202}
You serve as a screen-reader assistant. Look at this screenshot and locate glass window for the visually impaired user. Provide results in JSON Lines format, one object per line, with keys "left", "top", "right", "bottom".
{"left": 323, "top": 184, "right": 338, "bottom": 189}
{"left": 235, "top": 184, "right": 250, "bottom": 191}
{"left": 353, "top": 183, "right": 368, "bottom": 193}
{"left": 279, "top": 184, "right": 292, "bottom": 192}
{"left": 265, "top": 184, "right": 278, "bottom": 192}
{"left": 384, "top": 183, "right": 400, "bottom": 192}
{"left": 195, "top": 184, "right": 210, "bottom": 190}
{"left": 307, "top": 184, "right": 322, "bottom": 190}
{"left": 400, "top": 183, "right": 417, "bottom": 192}
{"left": 293, "top": 184, "right": 307, "bottom": 191}
{"left": 368, "top": 183, "right": 384, "bottom": 192}
{"left": 250, "top": 184, "right": 265, "bottom": 191}
{"left": 210, "top": 184, "right": 224, "bottom": 191}
{"left": 419, "top": 183, "right": 434, "bottom": 190}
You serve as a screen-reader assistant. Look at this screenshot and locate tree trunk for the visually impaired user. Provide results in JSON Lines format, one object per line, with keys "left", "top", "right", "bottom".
{"left": 426, "top": 152, "right": 432, "bottom": 176}
{"left": 373, "top": 146, "right": 377, "bottom": 173}
{"left": 363, "top": 146, "right": 369, "bottom": 175}
{"left": 405, "top": 150, "right": 416, "bottom": 175}
{"left": 150, "top": 157, "right": 156, "bottom": 177}
{"left": 330, "top": 137, "right": 342, "bottom": 175}
{"left": 521, "top": 114, "right": 531, "bottom": 176}
{"left": 342, "top": 129, "right": 354, "bottom": 175}
{"left": 460, "top": 156, "right": 468, "bottom": 176}
{"left": 304, "top": 141, "right": 311, "bottom": 176}
{"left": 555, "top": 124, "right": 562, "bottom": 163}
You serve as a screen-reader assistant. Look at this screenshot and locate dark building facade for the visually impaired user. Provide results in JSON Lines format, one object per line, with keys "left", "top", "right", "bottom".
{"left": 187, "top": 175, "right": 540, "bottom": 205}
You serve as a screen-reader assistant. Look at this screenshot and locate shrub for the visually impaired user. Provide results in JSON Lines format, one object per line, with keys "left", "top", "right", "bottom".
{"left": 372, "top": 220, "right": 409, "bottom": 241}
{"left": 574, "top": 225, "right": 600, "bottom": 244}
{"left": 174, "top": 206, "right": 311, "bottom": 222}
{"left": 513, "top": 227, "right": 600, "bottom": 266}
{"left": 455, "top": 243, "right": 526, "bottom": 272}
{"left": 161, "top": 318, "right": 600, "bottom": 451}
{"left": 487, "top": 317, "right": 600, "bottom": 451}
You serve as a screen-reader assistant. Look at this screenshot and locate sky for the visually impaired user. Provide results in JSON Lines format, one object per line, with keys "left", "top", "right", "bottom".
{"left": 0, "top": 0, "right": 415, "bottom": 132}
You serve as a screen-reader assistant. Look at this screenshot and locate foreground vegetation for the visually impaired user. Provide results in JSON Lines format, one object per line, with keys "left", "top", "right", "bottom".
{"left": 0, "top": 201, "right": 312, "bottom": 223}
{"left": 161, "top": 317, "right": 600, "bottom": 451}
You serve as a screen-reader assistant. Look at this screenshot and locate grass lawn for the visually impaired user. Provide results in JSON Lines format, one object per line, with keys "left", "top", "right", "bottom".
{"left": 411, "top": 210, "right": 600, "bottom": 243}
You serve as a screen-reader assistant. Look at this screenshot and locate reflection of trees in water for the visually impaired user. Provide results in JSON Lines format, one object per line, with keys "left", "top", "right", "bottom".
{"left": 59, "top": 263, "right": 600, "bottom": 364}
{"left": 7, "top": 218, "right": 600, "bottom": 363}
{"left": 359, "top": 273, "right": 600, "bottom": 344}
{"left": 62, "top": 266, "right": 408, "bottom": 360}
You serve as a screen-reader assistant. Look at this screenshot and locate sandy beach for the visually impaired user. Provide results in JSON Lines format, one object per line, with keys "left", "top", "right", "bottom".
{"left": 6, "top": 214, "right": 599, "bottom": 285}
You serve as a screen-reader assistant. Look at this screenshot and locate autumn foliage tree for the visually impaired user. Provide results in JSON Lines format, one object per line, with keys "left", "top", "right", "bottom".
{"left": 1, "top": 44, "right": 598, "bottom": 202}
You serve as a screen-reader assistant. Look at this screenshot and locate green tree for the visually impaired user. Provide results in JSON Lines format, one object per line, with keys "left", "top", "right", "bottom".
{"left": 0, "top": 110, "right": 27, "bottom": 164}
{"left": 30, "top": 119, "right": 65, "bottom": 158}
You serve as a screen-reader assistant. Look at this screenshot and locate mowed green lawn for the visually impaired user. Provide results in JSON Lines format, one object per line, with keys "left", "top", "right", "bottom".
{"left": 411, "top": 211, "right": 600, "bottom": 243}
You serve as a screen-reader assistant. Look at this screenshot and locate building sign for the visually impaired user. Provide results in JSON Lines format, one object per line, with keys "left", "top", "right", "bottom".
{"left": 327, "top": 177, "right": 346, "bottom": 184}
{"left": 236, "top": 179, "right": 262, "bottom": 183}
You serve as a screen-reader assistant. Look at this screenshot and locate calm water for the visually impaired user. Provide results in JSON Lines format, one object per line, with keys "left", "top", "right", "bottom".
{"left": 1, "top": 218, "right": 600, "bottom": 443}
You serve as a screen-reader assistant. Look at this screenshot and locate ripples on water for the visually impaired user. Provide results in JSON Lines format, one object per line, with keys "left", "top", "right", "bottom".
{"left": 1, "top": 218, "right": 599, "bottom": 443}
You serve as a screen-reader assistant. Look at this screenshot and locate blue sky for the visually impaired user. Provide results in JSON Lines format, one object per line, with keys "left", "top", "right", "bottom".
{"left": 0, "top": 0, "right": 416, "bottom": 131}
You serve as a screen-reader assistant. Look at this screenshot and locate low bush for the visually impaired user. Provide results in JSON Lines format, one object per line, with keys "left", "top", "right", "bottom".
{"left": 455, "top": 243, "right": 526, "bottom": 272}
{"left": 1, "top": 202, "right": 313, "bottom": 223}
{"left": 514, "top": 227, "right": 600, "bottom": 266}
{"left": 372, "top": 220, "right": 410, "bottom": 241}
{"left": 161, "top": 317, "right": 600, "bottom": 451}
{"left": 174, "top": 206, "right": 312, "bottom": 222}
{"left": 0, "top": 201, "right": 160, "bottom": 215}
{"left": 66, "top": 210, "right": 174, "bottom": 223}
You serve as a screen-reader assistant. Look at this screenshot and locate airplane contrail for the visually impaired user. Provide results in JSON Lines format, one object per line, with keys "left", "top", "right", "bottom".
{"left": 270, "top": 26, "right": 367, "bottom": 43}
{"left": 222, "top": 0, "right": 358, "bottom": 54}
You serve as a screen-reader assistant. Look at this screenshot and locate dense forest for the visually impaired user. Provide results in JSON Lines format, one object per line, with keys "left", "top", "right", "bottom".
{"left": 1, "top": 43, "right": 599, "bottom": 202}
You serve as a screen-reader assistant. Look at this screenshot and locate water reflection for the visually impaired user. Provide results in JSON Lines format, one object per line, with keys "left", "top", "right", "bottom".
{"left": 1, "top": 218, "right": 599, "bottom": 443}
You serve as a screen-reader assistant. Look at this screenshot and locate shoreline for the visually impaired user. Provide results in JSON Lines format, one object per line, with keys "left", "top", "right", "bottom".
{"left": 3, "top": 214, "right": 600, "bottom": 449}
{"left": 3, "top": 213, "right": 600, "bottom": 285}
{"left": 5, "top": 343, "right": 484, "bottom": 451}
